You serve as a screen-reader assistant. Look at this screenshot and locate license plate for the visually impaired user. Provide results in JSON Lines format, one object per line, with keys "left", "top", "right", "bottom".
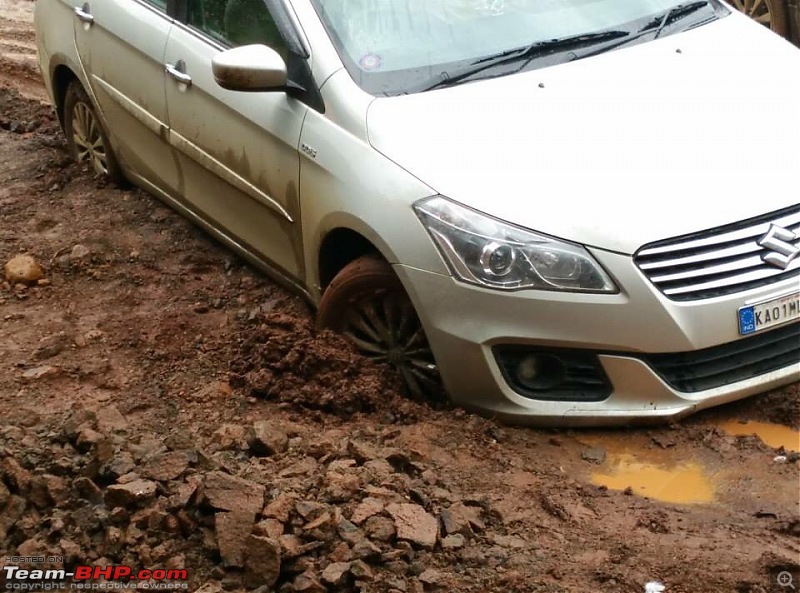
{"left": 738, "top": 292, "right": 800, "bottom": 335}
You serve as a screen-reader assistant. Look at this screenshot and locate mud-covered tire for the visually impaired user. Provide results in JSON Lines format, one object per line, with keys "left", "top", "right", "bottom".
{"left": 64, "top": 81, "right": 124, "bottom": 184}
{"left": 316, "top": 256, "right": 444, "bottom": 401}
{"left": 729, "top": 0, "right": 790, "bottom": 37}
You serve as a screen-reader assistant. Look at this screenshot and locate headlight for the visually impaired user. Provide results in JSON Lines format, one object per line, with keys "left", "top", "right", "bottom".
{"left": 414, "top": 196, "right": 617, "bottom": 293}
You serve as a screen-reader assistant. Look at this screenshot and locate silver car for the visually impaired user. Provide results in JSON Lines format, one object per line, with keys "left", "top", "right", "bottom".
{"left": 35, "top": 0, "right": 800, "bottom": 425}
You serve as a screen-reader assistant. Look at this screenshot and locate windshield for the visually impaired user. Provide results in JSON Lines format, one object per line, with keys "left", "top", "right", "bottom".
{"left": 309, "top": 0, "right": 725, "bottom": 95}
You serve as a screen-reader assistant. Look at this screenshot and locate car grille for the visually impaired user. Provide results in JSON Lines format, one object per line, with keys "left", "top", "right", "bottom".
{"left": 634, "top": 205, "right": 800, "bottom": 301}
{"left": 643, "top": 322, "right": 800, "bottom": 393}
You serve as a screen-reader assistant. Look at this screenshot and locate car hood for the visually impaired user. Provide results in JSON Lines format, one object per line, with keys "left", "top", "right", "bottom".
{"left": 366, "top": 15, "right": 800, "bottom": 255}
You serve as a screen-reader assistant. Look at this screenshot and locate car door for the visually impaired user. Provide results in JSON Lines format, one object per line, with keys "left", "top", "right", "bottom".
{"left": 164, "top": 0, "right": 307, "bottom": 281}
{"left": 73, "top": 0, "right": 181, "bottom": 194}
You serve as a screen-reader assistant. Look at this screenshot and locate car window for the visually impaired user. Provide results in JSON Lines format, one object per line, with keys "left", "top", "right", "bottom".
{"left": 144, "top": 0, "right": 168, "bottom": 10}
{"left": 187, "top": 0, "right": 287, "bottom": 52}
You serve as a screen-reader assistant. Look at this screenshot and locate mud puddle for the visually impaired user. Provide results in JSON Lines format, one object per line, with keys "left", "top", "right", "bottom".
{"left": 717, "top": 419, "right": 800, "bottom": 451}
{"left": 591, "top": 453, "right": 715, "bottom": 504}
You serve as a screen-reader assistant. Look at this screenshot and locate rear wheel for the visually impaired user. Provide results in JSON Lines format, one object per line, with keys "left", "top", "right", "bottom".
{"left": 729, "top": 0, "right": 789, "bottom": 37}
{"left": 64, "top": 81, "right": 124, "bottom": 184}
{"left": 317, "top": 256, "right": 444, "bottom": 402}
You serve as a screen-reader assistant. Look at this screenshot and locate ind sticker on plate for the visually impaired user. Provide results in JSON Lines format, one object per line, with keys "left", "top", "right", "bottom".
{"left": 738, "top": 292, "right": 800, "bottom": 335}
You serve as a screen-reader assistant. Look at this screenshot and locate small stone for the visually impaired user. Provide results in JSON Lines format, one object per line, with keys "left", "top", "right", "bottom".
{"left": 321, "top": 562, "right": 350, "bottom": 586}
{"left": 243, "top": 535, "right": 281, "bottom": 588}
{"left": 337, "top": 518, "right": 364, "bottom": 545}
{"left": 293, "top": 571, "right": 326, "bottom": 593}
{"left": 296, "top": 500, "right": 327, "bottom": 521}
{"left": 253, "top": 518, "right": 284, "bottom": 539}
{"left": 22, "top": 366, "right": 59, "bottom": 381}
{"left": 418, "top": 569, "right": 442, "bottom": 586}
{"left": 4, "top": 255, "right": 44, "bottom": 285}
{"left": 440, "top": 502, "right": 484, "bottom": 536}
{"left": 441, "top": 534, "right": 466, "bottom": 549}
{"left": 73, "top": 477, "right": 104, "bottom": 504}
{"left": 351, "top": 497, "right": 384, "bottom": 525}
{"left": 142, "top": 452, "right": 190, "bottom": 481}
{"left": 352, "top": 540, "right": 382, "bottom": 562}
{"left": 303, "top": 512, "right": 332, "bottom": 532}
{"left": 350, "top": 560, "right": 373, "bottom": 581}
{"left": 581, "top": 447, "right": 606, "bottom": 465}
{"left": 249, "top": 421, "right": 289, "bottom": 456}
{"left": 263, "top": 493, "right": 297, "bottom": 522}
{"left": 215, "top": 511, "right": 256, "bottom": 567}
{"left": 70, "top": 244, "right": 91, "bottom": 261}
{"left": 387, "top": 503, "right": 438, "bottom": 549}
{"left": 202, "top": 471, "right": 265, "bottom": 515}
{"left": 105, "top": 480, "right": 158, "bottom": 508}
{"left": 364, "top": 515, "right": 396, "bottom": 542}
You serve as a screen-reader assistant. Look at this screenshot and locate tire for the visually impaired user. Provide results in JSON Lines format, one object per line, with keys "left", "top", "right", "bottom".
{"left": 63, "top": 81, "right": 125, "bottom": 184}
{"left": 729, "top": 0, "right": 790, "bottom": 37}
{"left": 316, "top": 256, "right": 444, "bottom": 402}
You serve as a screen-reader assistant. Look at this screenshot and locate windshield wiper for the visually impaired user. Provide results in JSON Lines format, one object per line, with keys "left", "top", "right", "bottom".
{"left": 418, "top": 0, "right": 713, "bottom": 93}
{"left": 420, "top": 29, "right": 629, "bottom": 92}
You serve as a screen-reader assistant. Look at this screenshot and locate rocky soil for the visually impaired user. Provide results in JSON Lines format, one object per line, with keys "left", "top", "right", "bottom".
{"left": 1, "top": 3, "right": 799, "bottom": 592}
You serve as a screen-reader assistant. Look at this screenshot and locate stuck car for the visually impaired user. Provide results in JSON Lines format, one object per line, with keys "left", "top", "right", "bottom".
{"left": 35, "top": 0, "right": 800, "bottom": 425}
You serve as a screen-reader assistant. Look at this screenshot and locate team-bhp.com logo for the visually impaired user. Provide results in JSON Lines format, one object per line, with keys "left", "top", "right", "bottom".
{"left": 3, "top": 564, "right": 189, "bottom": 590}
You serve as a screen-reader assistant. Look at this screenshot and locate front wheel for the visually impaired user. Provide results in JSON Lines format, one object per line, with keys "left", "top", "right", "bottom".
{"left": 63, "top": 81, "right": 125, "bottom": 184}
{"left": 316, "top": 256, "right": 444, "bottom": 402}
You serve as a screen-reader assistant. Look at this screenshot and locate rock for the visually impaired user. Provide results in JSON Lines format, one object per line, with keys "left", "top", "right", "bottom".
{"left": 212, "top": 424, "right": 248, "bottom": 451}
{"left": 303, "top": 512, "right": 332, "bottom": 532}
{"left": 322, "top": 471, "right": 361, "bottom": 502}
{"left": 440, "top": 502, "right": 484, "bottom": 536}
{"left": 253, "top": 518, "right": 284, "bottom": 539}
{"left": 0, "top": 495, "right": 27, "bottom": 540}
{"left": 351, "top": 498, "right": 385, "bottom": 525}
{"left": 202, "top": 471, "right": 265, "bottom": 515}
{"left": 337, "top": 518, "right": 364, "bottom": 545}
{"left": 215, "top": 511, "right": 256, "bottom": 567}
{"left": 321, "top": 562, "right": 350, "bottom": 586}
{"left": 581, "top": 447, "right": 607, "bottom": 465}
{"left": 296, "top": 500, "right": 327, "bottom": 521}
{"left": 70, "top": 244, "right": 91, "bottom": 261}
{"left": 75, "top": 428, "right": 103, "bottom": 451}
{"left": 73, "top": 477, "right": 104, "bottom": 505}
{"left": 352, "top": 540, "right": 382, "bottom": 562}
{"left": 243, "top": 535, "right": 281, "bottom": 588}
{"left": 386, "top": 503, "right": 439, "bottom": 549}
{"left": 350, "top": 560, "right": 373, "bottom": 581}
{"left": 105, "top": 480, "right": 158, "bottom": 508}
{"left": 419, "top": 569, "right": 442, "bottom": 586}
{"left": 33, "top": 333, "right": 70, "bottom": 361}
{"left": 0, "top": 481, "right": 9, "bottom": 508}
{"left": 329, "top": 542, "right": 353, "bottom": 563}
{"left": 347, "top": 440, "right": 381, "bottom": 464}
{"left": 364, "top": 515, "right": 396, "bottom": 542}
{"left": 263, "top": 493, "right": 297, "bottom": 522}
{"left": 142, "top": 452, "right": 190, "bottom": 481}
{"left": 4, "top": 255, "right": 44, "bottom": 285}
{"left": 248, "top": 421, "right": 289, "bottom": 456}
{"left": 441, "top": 534, "right": 466, "bottom": 549}
{"left": 22, "top": 366, "right": 59, "bottom": 381}
{"left": 1, "top": 457, "right": 32, "bottom": 493}
{"left": 293, "top": 571, "right": 326, "bottom": 593}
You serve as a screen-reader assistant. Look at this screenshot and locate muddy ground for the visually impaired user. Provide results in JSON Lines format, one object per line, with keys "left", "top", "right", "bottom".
{"left": 1, "top": 3, "right": 799, "bottom": 593}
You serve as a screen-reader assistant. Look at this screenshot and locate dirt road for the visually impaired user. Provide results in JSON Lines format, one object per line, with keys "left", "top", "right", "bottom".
{"left": 1, "top": 4, "right": 798, "bottom": 592}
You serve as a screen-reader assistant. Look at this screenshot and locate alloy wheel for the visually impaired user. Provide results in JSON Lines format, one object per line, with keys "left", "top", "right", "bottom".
{"left": 71, "top": 101, "right": 109, "bottom": 176}
{"left": 340, "top": 291, "right": 441, "bottom": 401}
{"left": 729, "top": 0, "right": 777, "bottom": 28}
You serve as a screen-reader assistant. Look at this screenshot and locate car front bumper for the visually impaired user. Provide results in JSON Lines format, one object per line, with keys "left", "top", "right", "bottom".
{"left": 394, "top": 249, "right": 800, "bottom": 426}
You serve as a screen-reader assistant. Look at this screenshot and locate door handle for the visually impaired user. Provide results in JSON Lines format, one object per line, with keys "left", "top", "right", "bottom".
{"left": 165, "top": 61, "right": 192, "bottom": 86}
{"left": 75, "top": 3, "right": 94, "bottom": 24}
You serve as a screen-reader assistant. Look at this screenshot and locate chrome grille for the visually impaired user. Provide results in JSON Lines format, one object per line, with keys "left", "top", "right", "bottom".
{"left": 635, "top": 205, "right": 800, "bottom": 301}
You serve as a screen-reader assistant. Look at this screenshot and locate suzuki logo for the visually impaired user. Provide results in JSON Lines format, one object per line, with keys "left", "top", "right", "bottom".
{"left": 758, "top": 224, "right": 800, "bottom": 270}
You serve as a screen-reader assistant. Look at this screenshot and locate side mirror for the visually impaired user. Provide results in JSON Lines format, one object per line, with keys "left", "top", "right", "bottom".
{"left": 212, "top": 44, "right": 288, "bottom": 92}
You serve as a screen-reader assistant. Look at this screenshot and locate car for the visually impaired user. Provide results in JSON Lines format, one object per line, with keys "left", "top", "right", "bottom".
{"left": 727, "top": 0, "right": 800, "bottom": 44}
{"left": 35, "top": 0, "right": 800, "bottom": 425}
